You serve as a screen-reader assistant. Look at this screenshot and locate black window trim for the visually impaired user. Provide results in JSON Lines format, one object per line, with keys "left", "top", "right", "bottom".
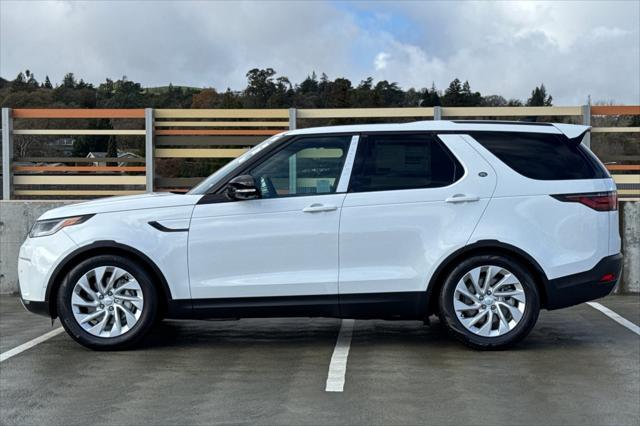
{"left": 197, "top": 127, "right": 593, "bottom": 204}
{"left": 346, "top": 131, "right": 466, "bottom": 194}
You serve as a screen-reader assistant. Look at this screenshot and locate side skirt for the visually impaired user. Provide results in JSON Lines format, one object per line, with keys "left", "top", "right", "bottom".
{"left": 166, "top": 292, "right": 426, "bottom": 320}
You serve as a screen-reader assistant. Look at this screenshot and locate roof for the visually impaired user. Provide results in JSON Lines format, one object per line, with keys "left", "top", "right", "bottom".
{"left": 286, "top": 120, "right": 590, "bottom": 139}
{"left": 87, "top": 151, "right": 142, "bottom": 158}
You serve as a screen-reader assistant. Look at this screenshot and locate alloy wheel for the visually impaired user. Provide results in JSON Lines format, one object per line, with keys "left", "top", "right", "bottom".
{"left": 70, "top": 266, "right": 144, "bottom": 338}
{"left": 453, "top": 265, "right": 526, "bottom": 337}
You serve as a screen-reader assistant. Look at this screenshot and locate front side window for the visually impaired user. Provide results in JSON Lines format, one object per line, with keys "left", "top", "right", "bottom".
{"left": 349, "top": 133, "right": 463, "bottom": 193}
{"left": 249, "top": 135, "right": 351, "bottom": 198}
{"left": 188, "top": 133, "right": 286, "bottom": 195}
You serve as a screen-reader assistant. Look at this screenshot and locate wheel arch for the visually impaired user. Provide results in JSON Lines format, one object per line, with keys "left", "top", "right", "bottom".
{"left": 45, "top": 240, "right": 173, "bottom": 319}
{"left": 425, "top": 240, "right": 549, "bottom": 315}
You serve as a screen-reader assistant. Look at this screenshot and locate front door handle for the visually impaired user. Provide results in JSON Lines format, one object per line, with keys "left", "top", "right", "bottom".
{"left": 445, "top": 194, "right": 480, "bottom": 203}
{"left": 303, "top": 203, "right": 338, "bottom": 213}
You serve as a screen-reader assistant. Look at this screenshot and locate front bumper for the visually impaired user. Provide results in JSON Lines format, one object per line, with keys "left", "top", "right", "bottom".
{"left": 545, "top": 253, "right": 623, "bottom": 310}
{"left": 20, "top": 298, "right": 51, "bottom": 317}
{"left": 18, "top": 230, "right": 78, "bottom": 309}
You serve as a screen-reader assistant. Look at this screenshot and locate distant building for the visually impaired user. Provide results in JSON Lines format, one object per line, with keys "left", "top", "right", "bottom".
{"left": 86, "top": 151, "right": 142, "bottom": 167}
{"left": 47, "top": 137, "right": 75, "bottom": 156}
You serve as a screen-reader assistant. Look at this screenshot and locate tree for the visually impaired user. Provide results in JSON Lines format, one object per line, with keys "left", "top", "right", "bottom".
{"left": 25, "top": 70, "right": 39, "bottom": 88}
{"left": 191, "top": 88, "right": 220, "bottom": 108}
{"left": 43, "top": 76, "right": 53, "bottom": 89}
{"left": 526, "top": 84, "right": 553, "bottom": 106}
{"left": 442, "top": 78, "right": 463, "bottom": 106}
{"left": 481, "top": 95, "right": 507, "bottom": 107}
{"left": 421, "top": 83, "right": 441, "bottom": 107}
{"left": 326, "top": 78, "right": 352, "bottom": 108}
{"left": 62, "top": 73, "right": 77, "bottom": 89}
{"left": 461, "top": 81, "right": 482, "bottom": 106}
{"left": 441, "top": 79, "right": 482, "bottom": 106}
{"left": 373, "top": 80, "right": 404, "bottom": 107}
{"left": 244, "top": 68, "right": 277, "bottom": 107}
{"left": 220, "top": 88, "right": 242, "bottom": 108}
{"left": 299, "top": 72, "right": 319, "bottom": 94}
{"left": 268, "top": 76, "right": 293, "bottom": 107}
{"left": 353, "top": 77, "right": 374, "bottom": 107}
{"left": 98, "top": 76, "right": 144, "bottom": 107}
{"left": 295, "top": 72, "right": 321, "bottom": 107}
{"left": 10, "top": 72, "right": 29, "bottom": 92}
{"left": 106, "top": 135, "right": 118, "bottom": 166}
{"left": 403, "top": 88, "right": 421, "bottom": 107}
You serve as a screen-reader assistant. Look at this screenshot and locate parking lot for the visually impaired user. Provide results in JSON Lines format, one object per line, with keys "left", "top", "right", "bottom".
{"left": 0, "top": 294, "right": 638, "bottom": 426}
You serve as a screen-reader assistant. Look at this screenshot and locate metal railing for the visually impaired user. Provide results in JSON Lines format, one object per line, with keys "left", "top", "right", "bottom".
{"left": 1, "top": 105, "right": 639, "bottom": 200}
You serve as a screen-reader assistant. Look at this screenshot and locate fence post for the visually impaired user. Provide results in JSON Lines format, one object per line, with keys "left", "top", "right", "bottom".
{"left": 582, "top": 103, "right": 591, "bottom": 148}
{"left": 2, "top": 108, "right": 12, "bottom": 200}
{"left": 434, "top": 106, "right": 442, "bottom": 120}
{"left": 145, "top": 108, "right": 154, "bottom": 193}
{"left": 288, "top": 108, "right": 297, "bottom": 130}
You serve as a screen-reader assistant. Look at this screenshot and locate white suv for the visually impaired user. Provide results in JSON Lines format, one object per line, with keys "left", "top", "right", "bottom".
{"left": 18, "top": 121, "right": 622, "bottom": 350}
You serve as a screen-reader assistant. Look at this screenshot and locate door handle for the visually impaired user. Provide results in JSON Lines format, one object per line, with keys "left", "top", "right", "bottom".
{"left": 303, "top": 203, "right": 338, "bottom": 213}
{"left": 445, "top": 194, "right": 480, "bottom": 203}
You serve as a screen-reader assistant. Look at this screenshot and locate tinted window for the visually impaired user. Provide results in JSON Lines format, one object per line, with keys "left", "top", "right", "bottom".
{"left": 470, "top": 132, "right": 608, "bottom": 180}
{"left": 249, "top": 135, "right": 350, "bottom": 198}
{"left": 349, "top": 133, "right": 463, "bottom": 193}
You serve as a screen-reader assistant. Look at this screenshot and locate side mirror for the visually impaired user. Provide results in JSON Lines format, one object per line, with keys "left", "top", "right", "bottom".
{"left": 225, "top": 175, "right": 260, "bottom": 201}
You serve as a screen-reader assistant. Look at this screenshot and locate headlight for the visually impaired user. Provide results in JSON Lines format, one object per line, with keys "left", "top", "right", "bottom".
{"left": 29, "top": 215, "right": 94, "bottom": 238}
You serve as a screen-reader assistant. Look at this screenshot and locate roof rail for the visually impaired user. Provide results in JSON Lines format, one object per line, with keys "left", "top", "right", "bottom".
{"left": 451, "top": 120, "right": 554, "bottom": 126}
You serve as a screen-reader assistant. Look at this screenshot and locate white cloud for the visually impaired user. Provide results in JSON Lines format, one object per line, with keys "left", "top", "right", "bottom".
{"left": 591, "top": 26, "right": 630, "bottom": 39}
{"left": 374, "top": 52, "right": 390, "bottom": 70}
{"left": 0, "top": 0, "right": 638, "bottom": 104}
{"left": 0, "top": 1, "right": 362, "bottom": 88}
{"left": 359, "top": 0, "right": 640, "bottom": 104}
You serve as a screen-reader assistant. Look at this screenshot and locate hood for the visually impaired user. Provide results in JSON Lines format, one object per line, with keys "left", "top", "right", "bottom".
{"left": 38, "top": 192, "right": 203, "bottom": 220}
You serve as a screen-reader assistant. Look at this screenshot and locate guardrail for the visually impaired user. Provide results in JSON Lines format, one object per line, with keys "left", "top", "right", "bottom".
{"left": 1, "top": 105, "right": 638, "bottom": 200}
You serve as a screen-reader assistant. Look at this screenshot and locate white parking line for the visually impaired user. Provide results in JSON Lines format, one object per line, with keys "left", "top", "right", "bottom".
{"left": 587, "top": 302, "right": 640, "bottom": 336}
{"left": 325, "top": 319, "right": 355, "bottom": 392}
{"left": 0, "top": 327, "right": 65, "bottom": 363}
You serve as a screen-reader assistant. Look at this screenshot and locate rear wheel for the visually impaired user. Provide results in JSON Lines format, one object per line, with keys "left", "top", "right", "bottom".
{"left": 56, "top": 255, "right": 157, "bottom": 350}
{"left": 438, "top": 254, "right": 540, "bottom": 350}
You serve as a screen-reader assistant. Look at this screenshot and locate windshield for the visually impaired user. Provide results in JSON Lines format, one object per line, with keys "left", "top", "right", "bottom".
{"left": 187, "top": 133, "right": 287, "bottom": 195}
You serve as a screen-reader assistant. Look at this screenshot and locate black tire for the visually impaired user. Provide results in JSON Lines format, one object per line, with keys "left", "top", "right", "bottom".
{"left": 56, "top": 255, "right": 158, "bottom": 350}
{"left": 438, "top": 254, "right": 540, "bottom": 350}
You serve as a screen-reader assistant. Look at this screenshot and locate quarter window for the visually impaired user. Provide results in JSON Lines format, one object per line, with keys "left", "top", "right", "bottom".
{"left": 470, "top": 132, "right": 609, "bottom": 180}
{"left": 249, "top": 135, "right": 351, "bottom": 198}
{"left": 349, "top": 133, "right": 463, "bottom": 193}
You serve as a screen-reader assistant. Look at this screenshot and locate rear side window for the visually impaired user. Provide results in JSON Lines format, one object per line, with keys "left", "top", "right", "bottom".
{"left": 349, "top": 133, "right": 463, "bottom": 193}
{"left": 470, "top": 132, "right": 608, "bottom": 180}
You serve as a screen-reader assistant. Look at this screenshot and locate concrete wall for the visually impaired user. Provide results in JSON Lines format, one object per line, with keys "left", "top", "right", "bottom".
{"left": 620, "top": 201, "right": 639, "bottom": 293}
{"left": 1, "top": 200, "right": 638, "bottom": 294}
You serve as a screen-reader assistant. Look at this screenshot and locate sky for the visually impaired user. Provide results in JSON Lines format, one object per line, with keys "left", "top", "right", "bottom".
{"left": 1, "top": 0, "right": 639, "bottom": 104}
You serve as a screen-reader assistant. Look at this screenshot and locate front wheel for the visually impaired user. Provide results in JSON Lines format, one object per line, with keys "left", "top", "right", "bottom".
{"left": 56, "top": 255, "right": 158, "bottom": 350}
{"left": 438, "top": 254, "right": 540, "bottom": 350}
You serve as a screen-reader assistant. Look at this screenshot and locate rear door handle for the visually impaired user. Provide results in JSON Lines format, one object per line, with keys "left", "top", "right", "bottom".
{"left": 445, "top": 194, "right": 480, "bottom": 203}
{"left": 303, "top": 203, "right": 338, "bottom": 213}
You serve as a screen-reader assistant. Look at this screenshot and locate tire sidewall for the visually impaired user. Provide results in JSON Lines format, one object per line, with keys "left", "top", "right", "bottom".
{"left": 439, "top": 254, "right": 540, "bottom": 349}
{"left": 56, "top": 255, "right": 157, "bottom": 350}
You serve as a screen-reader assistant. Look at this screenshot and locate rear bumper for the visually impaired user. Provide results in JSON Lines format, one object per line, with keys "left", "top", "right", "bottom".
{"left": 545, "top": 253, "right": 623, "bottom": 310}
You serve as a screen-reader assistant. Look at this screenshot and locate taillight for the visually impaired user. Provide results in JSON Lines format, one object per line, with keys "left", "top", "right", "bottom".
{"left": 551, "top": 191, "right": 617, "bottom": 211}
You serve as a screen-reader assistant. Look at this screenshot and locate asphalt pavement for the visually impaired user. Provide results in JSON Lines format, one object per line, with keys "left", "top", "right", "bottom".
{"left": 0, "top": 294, "right": 638, "bottom": 426}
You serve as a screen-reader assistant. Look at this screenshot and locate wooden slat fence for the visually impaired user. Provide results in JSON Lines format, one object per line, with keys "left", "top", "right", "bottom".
{"left": 6, "top": 108, "right": 147, "bottom": 198}
{"left": 1, "top": 106, "right": 638, "bottom": 200}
